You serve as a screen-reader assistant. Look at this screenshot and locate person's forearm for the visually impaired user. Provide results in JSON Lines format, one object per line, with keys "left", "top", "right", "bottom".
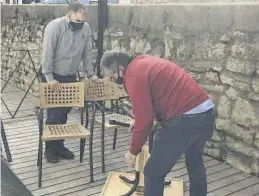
{"left": 130, "top": 124, "right": 153, "bottom": 155}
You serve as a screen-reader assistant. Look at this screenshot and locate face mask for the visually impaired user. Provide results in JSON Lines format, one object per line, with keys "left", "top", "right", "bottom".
{"left": 69, "top": 21, "right": 84, "bottom": 31}
{"left": 115, "top": 76, "right": 123, "bottom": 85}
{"left": 114, "top": 68, "right": 123, "bottom": 84}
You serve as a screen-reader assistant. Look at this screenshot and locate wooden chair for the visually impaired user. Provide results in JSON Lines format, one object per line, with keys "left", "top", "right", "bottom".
{"left": 84, "top": 79, "right": 133, "bottom": 173}
{"left": 34, "top": 82, "right": 93, "bottom": 188}
{"left": 101, "top": 146, "right": 184, "bottom": 196}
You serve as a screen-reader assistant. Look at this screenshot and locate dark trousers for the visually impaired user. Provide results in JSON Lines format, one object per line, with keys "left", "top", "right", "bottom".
{"left": 144, "top": 108, "right": 215, "bottom": 196}
{"left": 40, "top": 73, "right": 77, "bottom": 153}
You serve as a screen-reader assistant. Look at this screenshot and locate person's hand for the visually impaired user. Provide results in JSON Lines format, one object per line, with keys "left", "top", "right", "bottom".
{"left": 125, "top": 151, "right": 136, "bottom": 168}
{"left": 48, "top": 80, "right": 61, "bottom": 92}
{"left": 89, "top": 75, "right": 99, "bottom": 81}
{"left": 128, "top": 121, "right": 135, "bottom": 133}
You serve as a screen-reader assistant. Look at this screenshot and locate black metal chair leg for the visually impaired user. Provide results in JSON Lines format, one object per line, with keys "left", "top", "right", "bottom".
{"left": 80, "top": 138, "right": 86, "bottom": 163}
{"left": 85, "top": 103, "right": 89, "bottom": 129}
{"left": 80, "top": 108, "right": 84, "bottom": 125}
{"left": 37, "top": 141, "right": 40, "bottom": 166}
{"left": 119, "top": 171, "right": 140, "bottom": 196}
{"left": 89, "top": 103, "right": 96, "bottom": 182}
{"left": 38, "top": 141, "right": 43, "bottom": 188}
{"left": 101, "top": 110, "right": 105, "bottom": 173}
{"left": 113, "top": 128, "right": 118, "bottom": 150}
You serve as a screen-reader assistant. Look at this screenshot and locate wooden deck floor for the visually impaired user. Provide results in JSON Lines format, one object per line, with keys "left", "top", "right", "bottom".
{"left": 1, "top": 81, "right": 259, "bottom": 196}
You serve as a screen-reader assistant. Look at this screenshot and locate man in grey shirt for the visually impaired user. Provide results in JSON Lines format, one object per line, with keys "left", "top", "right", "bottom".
{"left": 41, "top": 3, "right": 97, "bottom": 163}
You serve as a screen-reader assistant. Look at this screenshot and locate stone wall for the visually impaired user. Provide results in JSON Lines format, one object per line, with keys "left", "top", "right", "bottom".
{"left": 130, "top": 0, "right": 259, "bottom": 4}
{"left": 1, "top": 3, "right": 259, "bottom": 176}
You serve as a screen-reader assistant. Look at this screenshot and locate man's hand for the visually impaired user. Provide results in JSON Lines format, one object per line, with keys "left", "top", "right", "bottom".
{"left": 128, "top": 121, "right": 135, "bottom": 133}
{"left": 89, "top": 75, "right": 99, "bottom": 81}
{"left": 125, "top": 150, "right": 136, "bottom": 168}
{"left": 48, "top": 80, "right": 61, "bottom": 92}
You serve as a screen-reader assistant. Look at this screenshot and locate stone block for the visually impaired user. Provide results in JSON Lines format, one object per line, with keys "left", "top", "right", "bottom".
{"left": 252, "top": 77, "right": 259, "bottom": 93}
{"left": 225, "top": 87, "right": 238, "bottom": 100}
{"left": 232, "top": 98, "right": 258, "bottom": 127}
{"left": 215, "top": 118, "right": 231, "bottom": 132}
{"left": 226, "top": 137, "right": 259, "bottom": 159}
{"left": 255, "top": 133, "right": 259, "bottom": 149}
{"left": 256, "top": 61, "right": 259, "bottom": 76}
{"left": 226, "top": 151, "right": 252, "bottom": 174}
{"left": 226, "top": 58, "right": 255, "bottom": 75}
{"left": 204, "top": 71, "right": 220, "bottom": 83}
{"left": 233, "top": 81, "right": 250, "bottom": 92}
{"left": 217, "top": 95, "right": 232, "bottom": 118}
{"left": 186, "top": 61, "right": 222, "bottom": 72}
{"left": 177, "top": 44, "right": 193, "bottom": 61}
{"left": 248, "top": 92, "right": 259, "bottom": 102}
{"left": 200, "top": 84, "right": 225, "bottom": 93}
{"left": 208, "top": 43, "right": 228, "bottom": 61}
{"left": 211, "top": 130, "right": 223, "bottom": 142}
{"left": 251, "top": 159, "right": 259, "bottom": 176}
{"left": 228, "top": 124, "right": 255, "bottom": 145}
{"left": 220, "top": 74, "right": 234, "bottom": 85}
{"left": 220, "top": 34, "right": 230, "bottom": 44}
{"left": 204, "top": 147, "right": 221, "bottom": 159}
{"left": 231, "top": 43, "right": 259, "bottom": 60}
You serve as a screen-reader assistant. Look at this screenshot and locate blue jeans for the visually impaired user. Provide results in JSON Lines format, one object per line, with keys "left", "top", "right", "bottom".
{"left": 144, "top": 108, "right": 215, "bottom": 196}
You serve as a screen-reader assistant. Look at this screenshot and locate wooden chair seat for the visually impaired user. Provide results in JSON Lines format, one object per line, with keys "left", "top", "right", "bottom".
{"left": 42, "top": 124, "right": 90, "bottom": 141}
{"left": 95, "top": 114, "right": 133, "bottom": 129}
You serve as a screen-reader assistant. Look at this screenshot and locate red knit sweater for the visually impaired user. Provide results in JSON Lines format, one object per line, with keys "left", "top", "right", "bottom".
{"left": 123, "top": 55, "right": 209, "bottom": 155}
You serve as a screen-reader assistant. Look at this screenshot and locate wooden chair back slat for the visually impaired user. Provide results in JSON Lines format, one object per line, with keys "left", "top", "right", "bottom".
{"left": 39, "top": 82, "right": 84, "bottom": 108}
{"left": 84, "top": 79, "right": 127, "bottom": 101}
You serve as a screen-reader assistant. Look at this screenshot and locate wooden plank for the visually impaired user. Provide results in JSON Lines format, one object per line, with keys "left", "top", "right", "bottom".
{"left": 207, "top": 172, "right": 252, "bottom": 193}
{"left": 208, "top": 176, "right": 259, "bottom": 196}
{"left": 184, "top": 166, "right": 241, "bottom": 192}
{"left": 13, "top": 139, "right": 130, "bottom": 175}
{"left": 227, "top": 182, "right": 259, "bottom": 196}
{"left": 7, "top": 131, "right": 129, "bottom": 161}
{"left": 3, "top": 83, "right": 259, "bottom": 196}
{"left": 30, "top": 160, "right": 132, "bottom": 196}
{"left": 10, "top": 135, "right": 130, "bottom": 171}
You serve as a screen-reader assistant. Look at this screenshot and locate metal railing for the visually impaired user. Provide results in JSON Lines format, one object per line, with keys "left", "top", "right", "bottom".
{"left": 1, "top": 49, "right": 41, "bottom": 119}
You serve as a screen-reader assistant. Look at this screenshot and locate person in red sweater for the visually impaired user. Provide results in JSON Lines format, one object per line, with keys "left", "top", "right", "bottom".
{"left": 100, "top": 51, "right": 215, "bottom": 196}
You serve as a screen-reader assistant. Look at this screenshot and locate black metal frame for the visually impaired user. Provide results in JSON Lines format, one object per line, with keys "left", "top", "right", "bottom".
{"left": 1, "top": 50, "right": 40, "bottom": 119}
{"left": 1, "top": 120, "right": 12, "bottom": 162}
{"left": 85, "top": 99, "right": 119, "bottom": 174}
{"left": 109, "top": 120, "right": 171, "bottom": 196}
{"left": 34, "top": 105, "right": 94, "bottom": 188}
{"left": 96, "top": 0, "right": 108, "bottom": 77}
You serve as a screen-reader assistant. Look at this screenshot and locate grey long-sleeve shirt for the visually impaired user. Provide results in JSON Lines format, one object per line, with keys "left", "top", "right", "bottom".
{"left": 41, "top": 17, "right": 93, "bottom": 82}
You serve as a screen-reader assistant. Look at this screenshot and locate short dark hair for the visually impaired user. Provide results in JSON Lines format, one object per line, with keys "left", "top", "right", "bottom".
{"left": 67, "top": 3, "right": 86, "bottom": 15}
{"left": 100, "top": 51, "right": 134, "bottom": 70}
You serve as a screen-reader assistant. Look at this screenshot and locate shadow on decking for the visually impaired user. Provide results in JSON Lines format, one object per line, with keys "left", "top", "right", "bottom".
{"left": 1, "top": 81, "right": 259, "bottom": 196}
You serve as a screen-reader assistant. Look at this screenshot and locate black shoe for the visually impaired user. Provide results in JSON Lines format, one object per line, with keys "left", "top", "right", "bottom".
{"left": 44, "top": 149, "right": 59, "bottom": 163}
{"left": 56, "top": 147, "right": 74, "bottom": 160}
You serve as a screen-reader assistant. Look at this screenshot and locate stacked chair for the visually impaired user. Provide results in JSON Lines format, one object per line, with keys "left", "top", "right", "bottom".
{"left": 84, "top": 79, "right": 133, "bottom": 173}
{"left": 34, "top": 80, "right": 133, "bottom": 188}
{"left": 34, "top": 82, "right": 92, "bottom": 187}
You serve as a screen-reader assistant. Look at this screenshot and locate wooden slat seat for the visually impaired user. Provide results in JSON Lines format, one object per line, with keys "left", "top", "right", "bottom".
{"left": 42, "top": 124, "right": 90, "bottom": 141}
{"left": 95, "top": 114, "right": 133, "bottom": 129}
